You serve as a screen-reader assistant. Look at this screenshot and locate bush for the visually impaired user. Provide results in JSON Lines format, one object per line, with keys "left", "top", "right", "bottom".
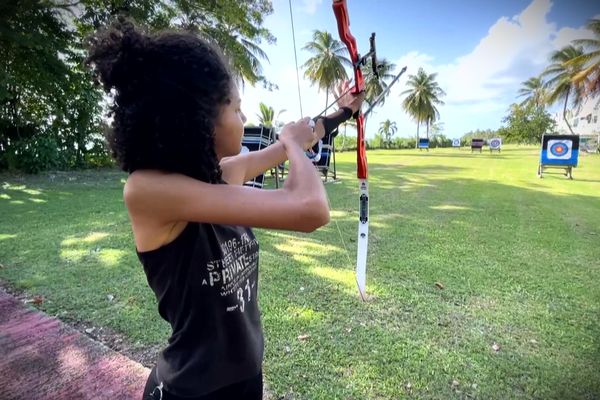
{"left": 8, "top": 135, "right": 60, "bottom": 173}
{"left": 84, "top": 138, "right": 115, "bottom": 168}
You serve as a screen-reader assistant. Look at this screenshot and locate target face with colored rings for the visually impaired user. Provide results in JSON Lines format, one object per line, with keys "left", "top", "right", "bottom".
{"left": 550, "top": 143, "right": 567, "bottom": 156}
{"left": 547, "top": 139, "right": 572, "bottom": 159}
{"left": 490, "top": 138, "right": 501, "bottom": 149}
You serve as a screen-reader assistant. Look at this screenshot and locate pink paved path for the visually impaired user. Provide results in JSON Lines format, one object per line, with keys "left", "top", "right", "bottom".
{"left": 0, "top": 287, "right": 150, "bottom": 400}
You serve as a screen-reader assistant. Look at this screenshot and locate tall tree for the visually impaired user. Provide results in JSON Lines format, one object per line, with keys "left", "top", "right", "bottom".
{"left": 401, "top": 68, "right": 445, "bottom": 148}
{"left": 377, "top": 119, "right": 397, "bottom": 149}
{"left": 302, "top": 30, "right": 351, "bottom": 112}
{"left": 338, "top": 117, "right": 356, "bottom": 151}
{"left": 499, "top": 102, "right": 556, "bottom": 144}
{"left": 363, "top": 58, "right": 397, "bottom": 108}
{"left": 0, "top": 0, "right": 276, "bottom": 172}
{"left": 424, "top": 102, "right": 443, "bottom": 140}
{"left": 569, "top": 18, "right": 600, "bottom": 98}
{"left": 75, "top": 0, "right": 275, "bottom": 86}
{"left": 0, "top": 0, "right": 103, "bottom": 171}
{"left": 256, "top": 102, "right": 285, "bottom": 127}
{"left": 542, "top": 45, "right": 585, "bottom": 134}
{"left": 517, "top": 76, "right": 547, "bottom": 109}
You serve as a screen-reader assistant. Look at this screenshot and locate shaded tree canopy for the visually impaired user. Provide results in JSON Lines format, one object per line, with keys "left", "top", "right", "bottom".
{"left": 499, "top": 103, "right": 556, "bottom": 145}
{"left": 0, "top": 0, "right": 275, "bottom": 172}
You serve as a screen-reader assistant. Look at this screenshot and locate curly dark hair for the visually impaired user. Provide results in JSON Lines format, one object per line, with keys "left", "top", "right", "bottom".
{"left": 86, "top": 18, "right": 233, "bottom": 183}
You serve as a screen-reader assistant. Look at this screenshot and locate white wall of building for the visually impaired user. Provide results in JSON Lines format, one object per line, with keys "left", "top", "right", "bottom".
{"left": 553, "top": 96, "right": 600, "bottom": 136}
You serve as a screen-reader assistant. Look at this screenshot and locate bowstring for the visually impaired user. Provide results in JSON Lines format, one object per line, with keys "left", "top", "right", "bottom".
{"left": 288, "top": 0, "right": 304, "bottom": 117}
{"left": 287, "top": 0, "right": 353, "bottom": 271}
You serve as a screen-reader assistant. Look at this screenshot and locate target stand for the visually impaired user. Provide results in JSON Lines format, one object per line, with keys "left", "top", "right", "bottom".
{"left": 489, "top": 138, "right": 502, "bottom": 153}
{"left": 471, "top": 138, "right": 484, "bottom": 153}
{"left": 538, "top": 134, "right": 579, "bottom": 179}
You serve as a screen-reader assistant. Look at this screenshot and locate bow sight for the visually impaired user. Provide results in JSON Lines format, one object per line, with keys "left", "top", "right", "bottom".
{"left": 356, "top": 33, "right": 381, "bottom": 79}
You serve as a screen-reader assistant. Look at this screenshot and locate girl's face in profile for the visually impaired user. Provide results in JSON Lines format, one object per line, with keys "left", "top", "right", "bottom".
{"left": 214, "top": 84, "right": 247, "bottom": 159}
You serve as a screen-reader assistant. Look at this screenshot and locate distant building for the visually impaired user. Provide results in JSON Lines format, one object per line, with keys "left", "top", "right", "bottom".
{"left": 552, "top": 96, "right": 600, "bottom": 152}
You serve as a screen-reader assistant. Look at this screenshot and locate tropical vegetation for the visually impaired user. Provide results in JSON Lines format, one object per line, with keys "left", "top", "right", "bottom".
{"left": 363, "top": 58, "right": 397, "bottom": 108}
{"left": 570, "top": 18, "right": 600, "bottom": 98}
{"left": 498, "top": 103, "right": 556, "bottom": 145}
{"left": 256, "top": 103, "right": 286, "bottom": 128}
{"left": 487, "top": 17, "right": 600, "bottom": 149}
{"left": 377, "top": 119, "right": 397, "bottom": 148}
{"left": 400, "top": 68, "right": 446, "bottom": 148}
{"left": 302, "top": 30, "right": 351, "bottom": 112}
{"left": 542, "top": 45, "right": 585, "bottom": 134}
{"left": 0, "top": 0, "right": 274, "bottom": 173}
{"left": 517, "top": 76, "right": 547, "bottom": 109}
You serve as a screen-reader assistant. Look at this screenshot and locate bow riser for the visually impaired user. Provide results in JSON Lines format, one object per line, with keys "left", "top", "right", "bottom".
{"left": 332, "top": 0, "right": 368, "bottom": 181}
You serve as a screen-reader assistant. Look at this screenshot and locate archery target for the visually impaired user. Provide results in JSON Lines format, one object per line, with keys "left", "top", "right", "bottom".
{"left": 452, "top": 139, "right": 461, "bottom": 147}
{"left": 547, "top": 140, "right": 572, "bottom": 160}
{"left": 489, "top": 138, "right": 501, "bottom": 149}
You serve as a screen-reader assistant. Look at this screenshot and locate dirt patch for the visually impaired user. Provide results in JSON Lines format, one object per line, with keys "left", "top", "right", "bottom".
{"left": 0, "top": 280, "right": 277, "bottom": 399}
{"left": 0, "top": 281, "right": 159, "bottom": 368}
{"left": 66, "top": 319, "right": 161, "bottom": 368}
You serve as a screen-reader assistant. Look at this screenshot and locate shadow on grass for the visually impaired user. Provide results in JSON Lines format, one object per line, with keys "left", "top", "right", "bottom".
{"left": 256, "top": 165, "right": 600, "bottom": 398}
{"left": 1, "top": 167, "right": 599, "bottom": 399}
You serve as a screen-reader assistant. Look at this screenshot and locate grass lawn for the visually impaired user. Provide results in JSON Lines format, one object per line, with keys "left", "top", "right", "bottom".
{"left": 1, "top": 145, "right": 599, "bottom": 399}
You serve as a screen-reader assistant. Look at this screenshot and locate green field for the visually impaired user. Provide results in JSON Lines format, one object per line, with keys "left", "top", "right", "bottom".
{"left": 1, "top": 145, "right": 599, "bottom": 399}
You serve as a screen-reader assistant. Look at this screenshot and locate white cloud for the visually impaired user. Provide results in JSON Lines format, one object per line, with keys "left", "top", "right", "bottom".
{"left": 435, "top": 0, "right": 555, "bottom": 104}
{"left": 376, "top": 0, "right": 595, "bottom": 136}
{"left": 302, "top": 0, "right": 323, "bottom": 15}
{"left": 552, "top": 23, "right": 597, "bottom": 50}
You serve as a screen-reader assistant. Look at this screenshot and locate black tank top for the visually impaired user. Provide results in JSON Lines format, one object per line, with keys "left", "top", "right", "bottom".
{"left": 136, "top": 222, "right": 263, "bottom": 397}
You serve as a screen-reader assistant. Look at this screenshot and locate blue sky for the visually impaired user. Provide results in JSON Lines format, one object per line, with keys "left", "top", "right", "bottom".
{"left": 241, "top": 0, "right": 600, "bottom": 139}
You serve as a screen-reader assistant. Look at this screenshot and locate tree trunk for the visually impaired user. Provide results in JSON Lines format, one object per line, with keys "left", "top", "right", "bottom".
{"left": 415, "top": 120, "right": 420, "bottom": 149}
{"left": 426, "top": 120, "right": 430, "bottom": 140}
{"left": 563, "top": 90, "right": 575, "bottom": 135}
{"left": 9, "top": 86, "right": 21, "bottom": 139}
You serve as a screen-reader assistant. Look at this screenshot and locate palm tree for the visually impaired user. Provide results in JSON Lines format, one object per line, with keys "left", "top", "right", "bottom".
{"left": 339, "top": 118, "right": 356, "bottom": 151}
{"left": 517, "top": 76, "right": 547, "bottom": 109}
{"left": 378, "top": 119, "right": 397, "bottom": 149}
{"left": 543, "top": 45, "right": 585, "bottom": 134}
{"left": 401, "top": 68, "right": 446, "bottom": 148}
{"left": 256, "top": 102, "right": 285, "bottom": 127}
{"left": 191, "top": 26, "right": 271, "bottom": 87}
{"left": 569, "top": 18, "right": 600, "bottom": 98}
{"left": 364, "top": 58, "right": 397, "bottom": 109}
{"left": 173, "top": 1, "right": 275, "bottom": 87}
{"left": 424, "top": 102, "right": 442, "bottom": 140}
{"left": 302, "top": 30, "right": 351, "bottom": 112}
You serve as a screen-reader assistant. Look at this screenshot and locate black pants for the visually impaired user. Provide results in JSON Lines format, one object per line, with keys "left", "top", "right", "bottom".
{"left": 142, "top": 366, "right": 263, "bottom": 400}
